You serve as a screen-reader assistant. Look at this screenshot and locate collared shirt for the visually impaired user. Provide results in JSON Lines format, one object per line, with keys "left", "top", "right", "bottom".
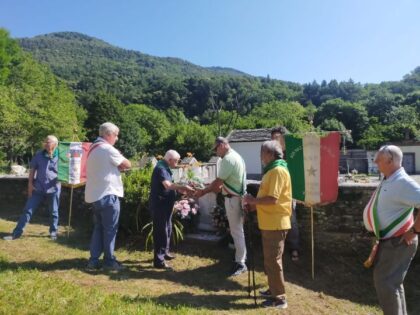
{"left": 218, "top": 149, "right": 246, "bottom": 196}
{"left": 149, "top": 160, "right": 176, "bottom": 208}
{"left": 30, "top": 149, "right": 61, "bottom": 194}
{"left": 256, "top": 166, "right": 292, "bottom": 230}
{"left": 84, "top": 137, "right": 126, "bottom": 203}
{"left": 375, "top": 167, "right": 420, "bottom": 232}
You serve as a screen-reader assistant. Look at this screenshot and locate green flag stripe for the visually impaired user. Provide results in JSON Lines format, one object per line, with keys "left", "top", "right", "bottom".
{"left": 285, "top": 136, "right": 305, "bottom": 202}
{"left": 57, "top": 142, "right": 70, "bottom": 182}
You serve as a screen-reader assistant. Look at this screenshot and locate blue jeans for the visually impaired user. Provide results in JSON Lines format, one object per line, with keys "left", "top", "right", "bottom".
{"left": 13, "top": 190, "right": 60, "bottom": 238}
{"left": 89, "top": 195, "right": 120, "bottom": 266}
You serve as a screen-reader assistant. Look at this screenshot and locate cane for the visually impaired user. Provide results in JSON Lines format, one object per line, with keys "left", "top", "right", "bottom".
{"left": 246, "top": 210, "right": 257, "bottom": 306}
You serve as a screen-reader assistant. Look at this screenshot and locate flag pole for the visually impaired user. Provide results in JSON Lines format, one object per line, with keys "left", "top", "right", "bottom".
{"left": 311, "top": 205, "right": 315, "bottom": 280}
{"left": 67, "top": 185, "right": 74, "bottom": 238}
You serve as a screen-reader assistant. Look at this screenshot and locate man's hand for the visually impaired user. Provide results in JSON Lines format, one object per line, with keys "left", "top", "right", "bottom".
{"left": 243, "top": 194, "right": 256, "bottom": 205}
{"left": 194, "top": 189, "right": 205, "bottom": 198}
{"left": 243, "top": 203, "right": 256, "bottom": 212}
{"left": 180, "top": 185, "right": 195, "bottom": 196}
{"left": 27, "top": 183, "right": 34, "bottom": 197}
{"left": 402, "top": 230, "right": 418, "bottom": 245}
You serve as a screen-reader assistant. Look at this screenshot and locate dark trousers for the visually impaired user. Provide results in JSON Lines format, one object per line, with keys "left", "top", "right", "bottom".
{"left": 152, "top": 201, "right": 174, "bottom": 265}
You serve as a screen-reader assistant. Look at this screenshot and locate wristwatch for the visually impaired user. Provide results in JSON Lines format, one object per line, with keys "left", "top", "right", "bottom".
{"left": 410, "top": 227, "right": 420, "bottom": 235}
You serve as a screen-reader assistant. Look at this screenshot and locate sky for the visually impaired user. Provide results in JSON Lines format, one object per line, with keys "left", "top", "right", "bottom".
{"left": 1, "top": 0, "right": 419, "bottom": 84}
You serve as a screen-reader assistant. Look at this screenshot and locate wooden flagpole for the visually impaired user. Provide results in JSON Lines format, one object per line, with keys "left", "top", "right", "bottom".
{"left": 67, "top": 185, "right": 74, "bottom": 237}
{"left": 311, "top": 205, "right": 315, "bottom": 280}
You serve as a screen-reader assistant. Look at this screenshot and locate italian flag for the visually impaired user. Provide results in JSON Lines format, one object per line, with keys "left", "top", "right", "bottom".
{"left": 58, "top": 142, "right": 91, "bottom": 184}
{"left": 285, "top": 132, "right": 341, "bottom": 205}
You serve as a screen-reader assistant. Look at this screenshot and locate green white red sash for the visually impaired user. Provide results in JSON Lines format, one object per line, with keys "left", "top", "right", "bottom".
{"left": 363, "top": 183, "right": 414, "bottom": 239}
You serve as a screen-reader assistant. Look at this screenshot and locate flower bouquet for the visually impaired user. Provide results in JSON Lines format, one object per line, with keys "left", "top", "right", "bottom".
{"left": 173, "top": 198, "right": 199, "bottom": 233}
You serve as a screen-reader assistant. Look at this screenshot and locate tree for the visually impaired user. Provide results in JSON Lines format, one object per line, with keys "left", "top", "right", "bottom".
{"left": 314, "top": 99, "right": 368, "bottom": 144}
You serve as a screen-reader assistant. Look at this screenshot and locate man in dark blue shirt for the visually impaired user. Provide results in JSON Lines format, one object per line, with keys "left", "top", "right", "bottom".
{"left": 149, "top": 150, "right": 194, "bottom": 269}
{"left": 4, "top": 135, "right": 61, "bottom": 240}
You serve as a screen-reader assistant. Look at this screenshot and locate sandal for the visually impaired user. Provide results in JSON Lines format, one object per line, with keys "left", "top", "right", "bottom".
{"left": 291, "top": 250, "right": 299, "bottom": 262}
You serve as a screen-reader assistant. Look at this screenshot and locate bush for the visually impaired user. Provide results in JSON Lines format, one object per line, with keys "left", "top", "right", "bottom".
{"left": 120, "top": 166, "right": 153, "bottom": 235}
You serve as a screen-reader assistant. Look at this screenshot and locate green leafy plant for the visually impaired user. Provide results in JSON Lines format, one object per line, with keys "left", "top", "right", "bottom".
{"left": 121, "top": 166, "right": 153, "bottom": 234}
{"left": 141, "top": 219, "right": 184, "bottom": 251}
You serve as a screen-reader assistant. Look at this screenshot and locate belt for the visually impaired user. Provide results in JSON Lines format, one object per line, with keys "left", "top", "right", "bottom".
{"left": 224, "top": 194, "right": 239, "bottom": 198}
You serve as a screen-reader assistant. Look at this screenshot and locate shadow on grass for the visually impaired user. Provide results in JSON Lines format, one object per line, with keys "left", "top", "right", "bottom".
{"left": 120, "top": 292, "right": 258, "bottom": 311}
{"left": 0, "top": 254, "right": 248, "bottom": 292}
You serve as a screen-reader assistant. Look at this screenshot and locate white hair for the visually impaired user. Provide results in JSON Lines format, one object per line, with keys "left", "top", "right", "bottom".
{"left": 164, "top": 150, "right": 180, "bottom": 161}
{"left": 45, "top": 135, "right": 58, "bottom": 144}
{"left": 261, "top": 140, "right": 283, "bottom": 159}
{"left": 99, "top": 122, "right": 119, "bottom": 137}
{"left": 376, "top": 145, "right": 403, "bottom": 167}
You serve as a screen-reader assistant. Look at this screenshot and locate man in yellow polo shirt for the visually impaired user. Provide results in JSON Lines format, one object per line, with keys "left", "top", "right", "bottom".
{"left": 244, "top": 140, "right": 292, "bottom": 309}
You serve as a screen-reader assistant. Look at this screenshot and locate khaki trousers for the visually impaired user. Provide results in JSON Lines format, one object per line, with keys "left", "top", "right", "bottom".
{"left": 261, "top": 229, "right": 288, "bottom": 299}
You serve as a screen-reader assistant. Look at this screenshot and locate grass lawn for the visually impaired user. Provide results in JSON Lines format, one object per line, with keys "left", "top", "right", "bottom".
{"left": 0, "top": 209, "right": 418, "bottom": 314}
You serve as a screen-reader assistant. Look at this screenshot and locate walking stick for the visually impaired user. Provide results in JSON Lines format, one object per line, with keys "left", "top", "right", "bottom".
{"left": 246, "top": 211, "right": 257, "bottom": 306}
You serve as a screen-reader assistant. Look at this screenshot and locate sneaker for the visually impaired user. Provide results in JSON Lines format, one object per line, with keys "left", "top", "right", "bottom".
{"left": 3, "top": 235, "right": 19, "bottom": 241}
{"left": 230, "top": 263, "right": 247, "bottom": 277}
{"left": 153, "top": 262, "right": 173, "bottom": 270}
{"left": 262, "top": 298, "right": 288, "bottom": 309}
{"left": 259, "top": 288, "right": 272, "bottom": 298}
{"left": 86, "top": 261, "right": 101, "bottom": 271}
{"left": 103, "top": 260, "right": 126, "bottom": 271}
{"left": 164, "top": 253, "right": 176, "bottom": 260}
{"left": 50, "top": 232, "right": 57, "bottom": 241}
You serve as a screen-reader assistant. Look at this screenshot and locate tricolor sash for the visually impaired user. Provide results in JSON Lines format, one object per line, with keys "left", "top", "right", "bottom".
{"left": 363, "top": 182, "right": 414, "bottom": 268}
{"left": 363, "top": 182, "right": 414, "bottom": 239}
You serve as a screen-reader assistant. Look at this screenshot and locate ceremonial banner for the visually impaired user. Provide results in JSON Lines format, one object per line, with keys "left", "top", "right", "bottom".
{"left": 285, "top": 132, "right": 340, "bottom": 205}
{"left": 58, "top": 142, "right": 91, "bottom": 184}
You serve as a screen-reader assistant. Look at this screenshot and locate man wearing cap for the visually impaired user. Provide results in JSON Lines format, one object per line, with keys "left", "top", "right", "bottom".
{"left": 195, "top": 137, "right": 247, "bottom": 276}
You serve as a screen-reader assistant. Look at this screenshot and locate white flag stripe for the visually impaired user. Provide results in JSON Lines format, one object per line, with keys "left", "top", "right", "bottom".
{"left": 303, "top": 133, "right": 321, "bottom": 205}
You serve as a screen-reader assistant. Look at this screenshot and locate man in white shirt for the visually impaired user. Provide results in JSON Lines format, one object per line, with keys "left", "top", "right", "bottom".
{"left": 85, "top": 122, "right": 131, "bottom": 271}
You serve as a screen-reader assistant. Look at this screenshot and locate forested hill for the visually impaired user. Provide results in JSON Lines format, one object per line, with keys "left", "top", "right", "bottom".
{"left": 17, "top": 32, "right": 302, "bottom": 116}
{"left": 15, "top": 31, "right": 420, "bottom": 155}
{"left": 19, "top": 32, "right": 249, "bottom": 79}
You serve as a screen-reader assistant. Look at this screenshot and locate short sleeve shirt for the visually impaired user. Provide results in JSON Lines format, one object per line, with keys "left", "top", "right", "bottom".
{"left": 30, "top": 149, "right": 61, "bottom": 194}
{"left": 218, "top": 149, "right": 246, "bottom": 196}
{"left": 85, "top": 138, "right": 126, "bottom": 203}
{"left": 149, "top": 161, "right": 176, "bottom": 208}
{"left": 256, "top": 166, "right": 292, "bottom": 230}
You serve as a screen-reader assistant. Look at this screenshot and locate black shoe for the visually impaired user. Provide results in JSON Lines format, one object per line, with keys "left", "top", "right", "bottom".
{"left": 164, "top": 253, "right": 176, "bottom": 260}
{"left": 262, "top": 297, "right": 288, "bottom": 309}
{"left": 86, "top": 261, "right": 101, "bottom": 271}
{"left": 153, "top": 262, "right": 173, "bottom": 270}
{"left": 259, "top": 288, "right": 272, "bottom": 298}
{"left": 230, "top": 263, "right": 247, "bottom": 277}
{"left": 103, "top": 260, "right": 126, "bottom": 271}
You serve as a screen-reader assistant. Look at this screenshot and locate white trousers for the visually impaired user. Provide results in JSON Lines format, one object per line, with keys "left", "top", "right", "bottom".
{"left": 225, "top": 196, "right": 247, "bottom": 264}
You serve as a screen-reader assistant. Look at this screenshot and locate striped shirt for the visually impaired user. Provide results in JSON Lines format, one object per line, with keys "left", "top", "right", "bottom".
{"left": 364, "top": 167, "right": 420, "bottom": 239}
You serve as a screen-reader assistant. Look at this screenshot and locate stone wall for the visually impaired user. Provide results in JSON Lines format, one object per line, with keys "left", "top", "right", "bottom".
{"left": 0, "top": 176, "right": 90, "bottom": 225}
{"left": 0, "top": 176, "right": 376, "bottom": 236}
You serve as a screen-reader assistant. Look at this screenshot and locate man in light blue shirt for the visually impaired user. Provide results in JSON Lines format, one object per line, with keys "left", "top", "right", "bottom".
{"left": 4, "top": 135, "right": 61, "bottom": 240}
{"left": 364, "top": 145, "right": 420, "bottom": 315}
